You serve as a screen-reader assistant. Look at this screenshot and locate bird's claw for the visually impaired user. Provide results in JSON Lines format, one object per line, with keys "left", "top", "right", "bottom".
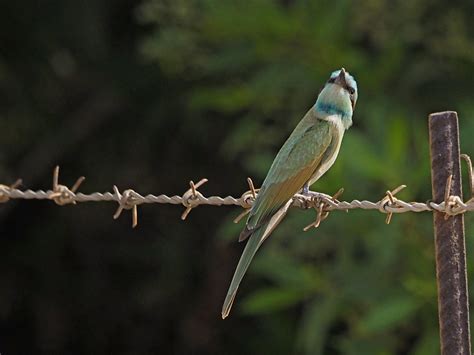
{"left": 303, "top": 188, "right": 344, "bottom": 231}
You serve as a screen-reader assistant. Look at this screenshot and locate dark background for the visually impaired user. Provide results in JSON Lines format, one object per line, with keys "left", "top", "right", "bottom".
{"left": 1, "top": 0, "right": 474, "bottom": 354}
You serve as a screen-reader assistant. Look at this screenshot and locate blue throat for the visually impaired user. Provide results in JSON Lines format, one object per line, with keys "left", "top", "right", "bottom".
{"left": 315, "top": 102, "right": 347, "bottom": 117}
{"left": 314, "top": 101, "right": 353, "bottom": 128}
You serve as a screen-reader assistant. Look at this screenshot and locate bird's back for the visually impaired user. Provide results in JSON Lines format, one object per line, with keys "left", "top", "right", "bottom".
{"left": 245, "top": 109, "right": 333, "bottom": 233}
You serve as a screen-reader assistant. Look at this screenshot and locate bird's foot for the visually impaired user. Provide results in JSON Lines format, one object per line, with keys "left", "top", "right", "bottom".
{"left": 299, "top": 189, "right": 333, "bottom": 201}
{"left": 302, "top": 188, "right": 345, "bottom": 231}
{"left": 302, "top": 184, "right": 310, "bottom": 195}
{"left": 299, "top": 184, "right": 335, "bottom": 200}
{"left": 300, "top": 184, "right": 331, "bottom": 198}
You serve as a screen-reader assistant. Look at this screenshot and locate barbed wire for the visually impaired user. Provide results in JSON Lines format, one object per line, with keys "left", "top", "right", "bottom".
{"left": 0, "top": 157, "right": 473, "bottom": 229}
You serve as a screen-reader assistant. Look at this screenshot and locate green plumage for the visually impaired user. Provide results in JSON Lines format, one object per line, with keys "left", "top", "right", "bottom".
{"left": 222, "top": 111, "right": 337, "bottom": 319}
{"left": 247, "top": 109, "right": 332, "bottom": 232}
{"left": 222, "top": 68, "right": 357, "bottom": 319}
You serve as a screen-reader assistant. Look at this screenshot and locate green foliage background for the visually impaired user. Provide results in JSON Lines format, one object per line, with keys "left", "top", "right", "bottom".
{"left": 1, "top": 0, "right": 474, "bottom": 354}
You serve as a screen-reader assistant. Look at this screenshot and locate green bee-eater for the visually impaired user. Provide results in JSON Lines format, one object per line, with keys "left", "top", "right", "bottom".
{"left": 222, "top": 68, "right": 358, "bottom": 319}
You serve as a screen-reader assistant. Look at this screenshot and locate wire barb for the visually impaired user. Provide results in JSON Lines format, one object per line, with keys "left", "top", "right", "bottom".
{"left": 441, "top": 174, "right": 466, "bottom": 220}
{"left": 379, "top": 185, "right": 407, "bottom": 224}
{"left": 181, "top": 178, "right": 208, "bottom": 220}
{"left": 461, "top": 154, "right": 473, "bottom": 202}
{"left": 233, "top": 177, "right": 259, "bottom": 223}
{"left": 112, "top": 186, "right": 140, "bottom": 228}
{"left": 49, "top": 166, "right": 85, "bottom": 206}
{"left": 0, "top": 179, "right": 23, "bottom": 203}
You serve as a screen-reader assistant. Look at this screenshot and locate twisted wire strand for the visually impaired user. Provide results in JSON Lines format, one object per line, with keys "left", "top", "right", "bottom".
{"left": 1, "top": 185, "right": 474, "bottom": 213}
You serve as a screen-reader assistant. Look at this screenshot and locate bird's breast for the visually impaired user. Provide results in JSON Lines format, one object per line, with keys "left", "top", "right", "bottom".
{"left": 308, "top": 117, "right": 345, "bottom": 185}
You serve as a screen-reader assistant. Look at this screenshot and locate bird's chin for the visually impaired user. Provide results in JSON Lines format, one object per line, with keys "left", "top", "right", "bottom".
{"left": 322, "top": 84, "right": 349, "bottom": 102}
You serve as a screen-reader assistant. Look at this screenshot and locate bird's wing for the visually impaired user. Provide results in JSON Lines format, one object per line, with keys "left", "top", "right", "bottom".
{"left": 240, "top": 116, "right": 333, "bottom": 240}
{"left": 259, "top": 198, "right": 293, "bottom": 245}
{"left": 222, "top": 118, "right": 334, "bottom": 318}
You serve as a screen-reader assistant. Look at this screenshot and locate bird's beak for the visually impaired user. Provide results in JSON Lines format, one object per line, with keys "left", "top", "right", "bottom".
{"left": 334, "top": 67, "right": 347, "bottom": 87}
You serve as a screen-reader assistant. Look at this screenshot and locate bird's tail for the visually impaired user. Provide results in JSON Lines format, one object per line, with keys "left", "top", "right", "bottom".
{"left": 221, "top": 200, "right": 292, "bottom": 319}
{"left": 221, "top": 223, "right": 266, "bottom": 319}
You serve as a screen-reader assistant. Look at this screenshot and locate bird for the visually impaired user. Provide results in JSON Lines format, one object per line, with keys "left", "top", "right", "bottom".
{"left": 221, "top": 68, "right": 358, "bottom": 319}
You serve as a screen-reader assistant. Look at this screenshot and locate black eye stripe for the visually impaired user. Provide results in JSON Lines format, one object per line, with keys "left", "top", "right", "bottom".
{"left": 327, "top": 77, "right": 355, "bottom": 94}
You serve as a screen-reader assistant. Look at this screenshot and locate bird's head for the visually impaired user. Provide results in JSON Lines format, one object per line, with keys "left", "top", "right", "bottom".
{"left": 314, "top": 68, "right": 358, "bottom": 129}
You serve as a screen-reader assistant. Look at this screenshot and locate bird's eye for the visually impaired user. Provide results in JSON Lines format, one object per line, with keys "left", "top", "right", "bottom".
{"left": 347, "top": 86, "right": 355, "bottom": 95}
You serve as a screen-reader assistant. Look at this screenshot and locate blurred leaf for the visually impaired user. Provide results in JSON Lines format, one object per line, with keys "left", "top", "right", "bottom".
{"left": 252, "top": 248, "right": 326, "bottom": 289}
{"left": 241, "top": 287, "right": 308, "bottom": 315}
{"left": 412, "top": 330, "right": 440, "bottom": 355}
{"left": 296, "top": 297, "right": 340, "bottom": 355}
{"left": 358, "top": 296, "right": 420, "bottom": 334}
